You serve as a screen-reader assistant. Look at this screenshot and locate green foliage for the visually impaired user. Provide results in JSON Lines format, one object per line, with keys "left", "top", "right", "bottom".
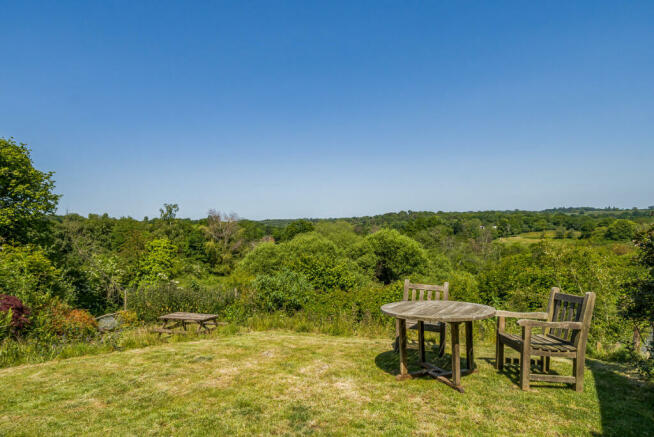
{"left": 623, "top": 225, "right": 654, "bottom": 323}
{"left": 0, "top": 310, "right": 11, "bottom": 341}
{"left": 0, "top": 245, "right": 73, "bottom": 308}
{"left": 352, "top": 229, "right": 429, "bottom": 284}
{"left": 238, "top": 233, "right": 366, "bottom": 291}
{"left": 621, "top": 225, "right": 654, "bottom": 378}
{"left": 605, "top": 219, "right": 637, "bottom": 241}
{"left": 0, "top": 138, "right": 60, "bottom": 244}
{"left": 136, "top": 238, "right": 178, "bottom": 285}
{"left": 282, "top": 219, "right": 314, "bottom": 241}
{"left": 314, "top": 221, "right": 361, "bottom": 249}
{"left": 252, "top": 270, "right": 312, "bottom": 313}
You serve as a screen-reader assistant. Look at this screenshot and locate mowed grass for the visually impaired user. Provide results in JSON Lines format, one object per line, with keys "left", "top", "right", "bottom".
{"left": 0, "top": 331, "right": 652, "bottom": 436}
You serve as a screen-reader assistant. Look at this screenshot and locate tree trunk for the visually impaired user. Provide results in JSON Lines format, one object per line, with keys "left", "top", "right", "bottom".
{"left": 633, "top": 326, "right": 641, "bottom": 352}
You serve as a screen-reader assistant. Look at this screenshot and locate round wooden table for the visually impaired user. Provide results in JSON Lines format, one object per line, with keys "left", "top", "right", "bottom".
{"left": 381, "top": 300, "right": 496, "bottom": 393}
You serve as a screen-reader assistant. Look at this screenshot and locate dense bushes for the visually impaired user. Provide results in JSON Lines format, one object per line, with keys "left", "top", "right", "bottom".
{"left": 238, "top": 233, "right": 367, "bottom": 291}
{"left": 605, "top": 219, "right": 637, "bottom": 241}
{"left": 252, "top": 270, "right": 312, "bottom": 313}
{"left": 0, "top": 245, "right": 73, "bottom": 307}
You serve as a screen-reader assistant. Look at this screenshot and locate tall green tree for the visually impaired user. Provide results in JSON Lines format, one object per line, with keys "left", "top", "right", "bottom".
{"left": 0, "top": 138, "right": 60, "bottom": 244}
{"left": 622, "top": 226, "right": 654, "bottom": 377}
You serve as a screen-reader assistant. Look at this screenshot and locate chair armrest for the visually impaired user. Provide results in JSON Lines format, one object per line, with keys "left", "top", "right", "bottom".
{"left": 516, "top": 320, "right": 583, "bottom": 330}
{"left": 495, "top": 310, "right": 548, "bottom": 319}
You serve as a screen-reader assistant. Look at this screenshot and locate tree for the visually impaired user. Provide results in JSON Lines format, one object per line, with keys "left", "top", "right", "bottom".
{"left": 159, "top": 203, "right": 179, "bottom": 224}
{"left": 554, "top": 226, "right": 566, "bottom": 239}
{"left": 353, "top": 229, "right": 429, "bottom": 284}
{"left": 137, "top": 238, "right": 178, "bottom": 285}
{"left": 623, "top": 228, "right": 654, "bottom": 339}
{"left": 0, "top": 138, "right": 60, "bottom": 244}
{"left": 282, "top": 219, "right": 314, "bottom": 241}
{"left": 605, "top": 219, "right": 637, "bottom": 241}
{"left": 203, "top": 210, "right": 244, "bottom": 274}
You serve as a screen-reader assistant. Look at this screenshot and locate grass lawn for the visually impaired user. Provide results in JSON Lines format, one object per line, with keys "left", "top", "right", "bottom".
{"left": 0, "top": 330, "right": 652, "bottom": 436}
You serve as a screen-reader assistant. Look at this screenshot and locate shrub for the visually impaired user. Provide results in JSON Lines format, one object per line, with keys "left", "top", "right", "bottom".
{"left": 237, "top": 233, "right": 367, "bottom": 291}
{"left": 0, "top": 310, "right": 11, "bottom": 340}
{"left": 605, "top": 219, "right": 637, "bottom": 241}
{"left": 116, "top": 310, "right": 138, "bottom": 327}
{"left": 32, "top": 300, "right": 97, "bottom": 340}
{"left": 62, "top": 309, "right": 98, "bottom": 338}
{"left": 0, "top": 245, "right": 73, "bottom": 308}
{"left": 0, "top": 294, "right": 31, "bottom": 335}
{"left": 252, "top": 270, "right": 312, "bottom": 313}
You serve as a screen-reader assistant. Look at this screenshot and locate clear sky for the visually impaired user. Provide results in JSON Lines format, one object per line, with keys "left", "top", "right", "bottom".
{"left": 2, "top": 1, "right": 653, "bottom": 220}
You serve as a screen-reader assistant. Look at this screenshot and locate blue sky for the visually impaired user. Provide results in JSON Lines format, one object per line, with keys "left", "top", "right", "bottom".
{"left": 2, "top": 1, "right": 653, "bottom": 220}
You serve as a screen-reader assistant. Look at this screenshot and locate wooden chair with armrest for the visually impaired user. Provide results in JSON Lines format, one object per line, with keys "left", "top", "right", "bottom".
{"left": 495, "top": 287, "right": 596, "bottom": 391}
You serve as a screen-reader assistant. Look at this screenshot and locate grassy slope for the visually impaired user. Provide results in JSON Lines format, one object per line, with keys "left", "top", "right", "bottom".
{"left": 0, "top": 331, "right": 652, "bottom": 436}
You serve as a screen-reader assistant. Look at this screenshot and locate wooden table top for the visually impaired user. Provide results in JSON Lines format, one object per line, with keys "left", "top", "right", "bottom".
{"left": 159, "top": 312, "right": 219, "bottom": 322}
{"left": 381, "top": 301, "right": 496, "bottom": 323}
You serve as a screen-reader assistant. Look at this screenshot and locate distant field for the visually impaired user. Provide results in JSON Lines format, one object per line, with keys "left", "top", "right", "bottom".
{"left": 0, "top": 331, "right": 651, "bottom": 436}
{"left": 497, "top": 231, "right": 576, "bottom": 246}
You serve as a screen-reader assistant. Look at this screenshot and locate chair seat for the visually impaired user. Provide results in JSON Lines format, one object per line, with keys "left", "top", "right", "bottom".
{"left": 499, "top": 332, "right": 576, "bottom": 352}
{"left": 406, "top": 320, "right": 444, "bottom": 332}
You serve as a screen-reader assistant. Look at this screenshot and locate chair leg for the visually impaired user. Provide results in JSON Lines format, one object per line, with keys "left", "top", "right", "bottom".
{"left": 545, "top": 356, "right": 551, "bottom": 372}
{"left": 439, "top": 324, "right": 446, "bottom": 357}
{"left": 496, "top": 339, "right": 504, "bottom": 370}
{"left": 539, "top": 356, "right": 545, "bottom": 372}
{"left": 573, "top": 354, "right": 585, "bottom": 392}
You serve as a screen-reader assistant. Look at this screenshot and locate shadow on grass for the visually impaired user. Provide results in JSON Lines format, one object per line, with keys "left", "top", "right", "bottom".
{"left": 374, "top": 342, "right": 451, "bottom": 377}
{"left": 588, "top": 359, "right": 654, "bottom": 436}
{"left": 479, "top": 357, "right": 565, "bottom": 389}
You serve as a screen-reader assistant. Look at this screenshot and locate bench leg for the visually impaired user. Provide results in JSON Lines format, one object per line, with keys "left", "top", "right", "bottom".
{"left": 495, "top": 317, "right": 505, "bottom": 370}
{"left": 418, "top": 321, "right": 426, "bottom": 364}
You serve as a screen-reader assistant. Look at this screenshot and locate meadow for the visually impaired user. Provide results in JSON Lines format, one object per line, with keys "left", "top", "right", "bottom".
{"left": 1, "top": 329, "right": 652, "bottom": 436}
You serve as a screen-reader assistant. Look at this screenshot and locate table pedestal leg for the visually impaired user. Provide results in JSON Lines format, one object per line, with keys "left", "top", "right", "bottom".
{"left": 396, "top": 318, "right": 410, "bottom": 380}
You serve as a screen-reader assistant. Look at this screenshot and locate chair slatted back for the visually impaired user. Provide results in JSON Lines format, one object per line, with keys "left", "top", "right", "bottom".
{"left": 545, "top": 287, "right": 596, "bottom": 347}
{"left": 403, "top": 279, "right": 449, "bottom": 302}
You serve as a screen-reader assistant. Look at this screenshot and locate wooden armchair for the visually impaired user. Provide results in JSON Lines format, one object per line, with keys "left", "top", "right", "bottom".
{"left": 394, "top": 279, "right": 449, "bottom": 357}
{"left": 495, "top": 288, "right": 596, "bottom": 391}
